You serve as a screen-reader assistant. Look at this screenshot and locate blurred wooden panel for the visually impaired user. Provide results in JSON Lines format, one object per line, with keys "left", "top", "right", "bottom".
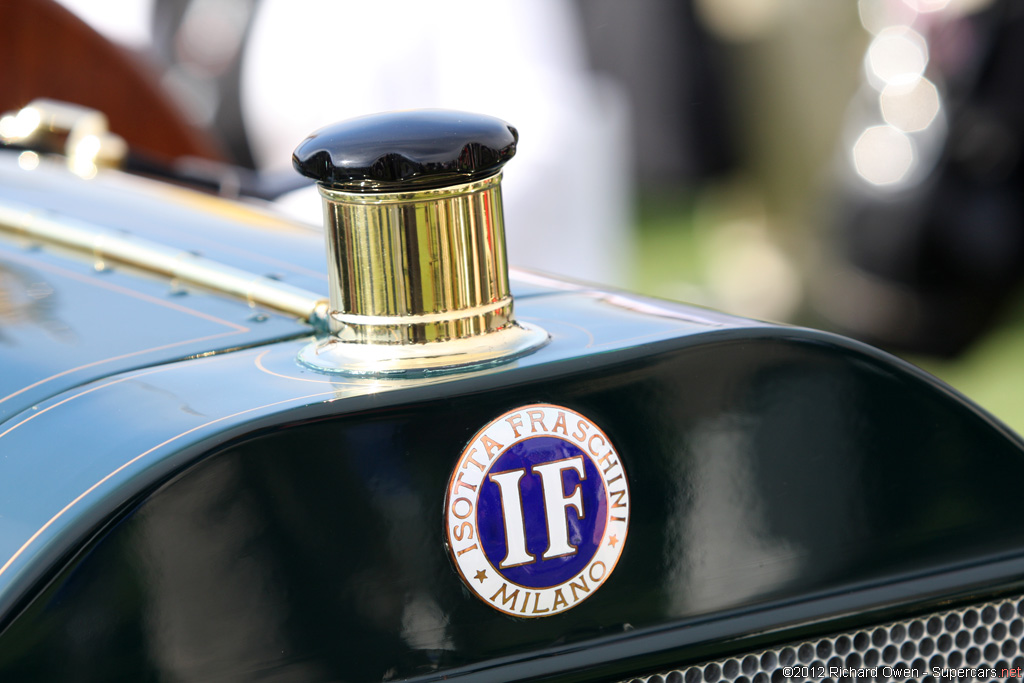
{"left": 0, "top": 0, "right": 224, "bottom": 162}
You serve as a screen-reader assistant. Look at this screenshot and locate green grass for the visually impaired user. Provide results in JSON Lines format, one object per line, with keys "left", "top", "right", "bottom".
{"left": 913, "top": 305, "right": 1024, "bottom": 438}
{"left": 630, "top": 191, "right": 704, "bottom": 301}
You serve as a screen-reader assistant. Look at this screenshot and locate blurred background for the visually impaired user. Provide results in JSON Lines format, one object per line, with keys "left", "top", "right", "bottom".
{"left": 5, "top": 0, "right": 1024, "bottom": 433}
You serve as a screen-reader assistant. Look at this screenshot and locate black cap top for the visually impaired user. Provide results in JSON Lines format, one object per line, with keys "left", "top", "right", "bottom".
{"left": 292, "top": 110, "right": 518, "bottom": 192}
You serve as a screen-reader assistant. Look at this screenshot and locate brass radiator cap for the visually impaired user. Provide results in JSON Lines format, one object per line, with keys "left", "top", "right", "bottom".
{"left": 292, "top": 110, "right": 547, "bottom": 375}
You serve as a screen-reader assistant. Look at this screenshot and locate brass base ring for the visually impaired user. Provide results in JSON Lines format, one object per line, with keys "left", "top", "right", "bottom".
{"left": 297, "top": 322, "right": 549, "bottom": 376}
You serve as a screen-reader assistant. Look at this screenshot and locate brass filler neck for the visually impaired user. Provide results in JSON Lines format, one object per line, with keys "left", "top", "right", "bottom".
{"left": 320, "top": 174, "right": 511, "bottom": 344}
{"left": 293, "top": 110, "right": 547, "bottom": 375}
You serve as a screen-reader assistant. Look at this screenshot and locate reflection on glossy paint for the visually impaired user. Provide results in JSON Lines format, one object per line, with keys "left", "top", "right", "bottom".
{"left": 137, "top": 455, "right": 320, "bottom": 679}
{"left": 666, "top": 415, "right": 800, "bottom": 613}
{"left": 852, "top": 125, "right": 916, "bottom": 186}
{"left": 0, "top": 262, "right": 69, "bottom": 342}
{"left": 401, "top": 595, "right": 454, "bottom": 652}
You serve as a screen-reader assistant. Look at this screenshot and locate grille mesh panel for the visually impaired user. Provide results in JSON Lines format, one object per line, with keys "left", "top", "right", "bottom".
{"left": 624, "top": 594, "right": 1024, "bottom": 682}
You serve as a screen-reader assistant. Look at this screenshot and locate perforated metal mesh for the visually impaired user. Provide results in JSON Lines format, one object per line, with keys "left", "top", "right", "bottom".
{"left": 624, "top": 594, "right": 1024, "bottom": 683}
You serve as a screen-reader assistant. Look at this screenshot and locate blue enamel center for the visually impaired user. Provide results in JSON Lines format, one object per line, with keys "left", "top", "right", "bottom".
{"left": 477, "top": 436, "right": 607, "bottom": 589}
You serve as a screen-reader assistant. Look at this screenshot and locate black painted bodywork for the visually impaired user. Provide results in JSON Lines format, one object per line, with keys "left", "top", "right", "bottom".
{"left": 2, "top": 330, "right": 1023, "bottom": 681}
{"left": 1, "top": 150, "right": 1023, "bottom": 681}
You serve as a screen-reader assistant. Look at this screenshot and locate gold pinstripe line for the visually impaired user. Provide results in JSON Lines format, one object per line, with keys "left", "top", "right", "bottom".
{"left": 0, "top": 364, "right": 181, "bottom": 441}
{"left": 0, "top": 249, "right": 250, "bottom": 330}
{"left": 254, "top": 348, "right": 349, "bottom": 384}
{"left": 518, "top": 316, "right": 597, "bottom": 348}
{"left": 0, "top": 250, "right": 251, "bottom": 407}
{"left": 0, "top": 330, "right": 242, "bottom": 408}
{"left": 0, "top": 389, "right": 337, "bottom": 580}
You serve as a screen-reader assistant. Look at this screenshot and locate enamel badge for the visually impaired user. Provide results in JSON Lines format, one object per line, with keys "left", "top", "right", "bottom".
{"left": 445, "top": 404, "right": 630, "bottom": 617}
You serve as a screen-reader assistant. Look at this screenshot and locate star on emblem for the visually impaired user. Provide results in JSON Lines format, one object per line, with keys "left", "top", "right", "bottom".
{"left": 608, "top": 535, "right": 619, "bottom": 548}
{"left": 474, "top": 569, "right": 487, "bottom": 583}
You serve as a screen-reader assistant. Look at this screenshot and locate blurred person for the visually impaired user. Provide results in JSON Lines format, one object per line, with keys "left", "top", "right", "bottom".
{"left": 53, "top": 0, "right": 634, "bottom": 287}
{"left": 818, "top": 0, "right": 1024, "bottom": 356}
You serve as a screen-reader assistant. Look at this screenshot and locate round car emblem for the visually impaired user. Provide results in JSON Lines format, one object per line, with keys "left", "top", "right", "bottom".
{"left": 445, "top": 404, "right": 630, "bottom": 617}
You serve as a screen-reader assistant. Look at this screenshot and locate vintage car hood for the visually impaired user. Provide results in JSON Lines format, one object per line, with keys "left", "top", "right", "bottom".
{"left": 0, "top": 152, "right": 333, "bottom": 422}
{"left": 0, "top": 150, "right": 646, "bottom": 424}
{"left": 5, "top": 147, "right": 1024, "bottom": 681}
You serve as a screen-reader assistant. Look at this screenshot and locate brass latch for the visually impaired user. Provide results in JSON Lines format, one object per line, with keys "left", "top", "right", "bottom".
{"left": 0, "top": 99, "right": 127, "bottom": 178}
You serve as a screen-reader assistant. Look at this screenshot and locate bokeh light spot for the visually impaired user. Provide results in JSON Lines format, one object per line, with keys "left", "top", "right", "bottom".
{"left": 880, "top": 78, "right": 941, "bottom": 132}
{"left": 866, "top": 27, "right": 928, "bottom": 89}
{"left": 853, "top": 125, "right": 916, "bottom": 185}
